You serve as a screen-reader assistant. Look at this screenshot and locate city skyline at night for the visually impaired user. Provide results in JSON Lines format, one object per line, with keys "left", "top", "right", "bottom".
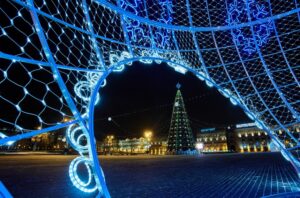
{"left": 0, "top": 0, "right": 299, "bottom": 197}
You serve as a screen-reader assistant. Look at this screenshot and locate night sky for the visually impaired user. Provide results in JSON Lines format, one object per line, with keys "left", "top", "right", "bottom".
{"left": 94, "top": 61, "right": 250, "bottom": 140}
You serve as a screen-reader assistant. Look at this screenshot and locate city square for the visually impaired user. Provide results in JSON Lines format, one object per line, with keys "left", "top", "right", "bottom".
{"left": 1, "top": 0, "right": 300, "bottom": 197}
{"left": 1, "top": 153, "right": 300, "bottom": 198}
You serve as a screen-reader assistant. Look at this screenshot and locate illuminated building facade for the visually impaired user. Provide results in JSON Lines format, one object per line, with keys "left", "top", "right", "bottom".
{"left": 0, "top": 128, "right": 67, "bottom": 151}
{"left": 197, "top": 123, "right": 273, "bottom": 153}
{"left": 197, "top": 128, "right": 228, "bottom": 152}
{"left": 96, "top": 138, "right": 119, "bottom": 154}
{"left": 118, "top": 137, "right": 150, "bottom": 154}
{"left": 197, "top": 123, "right": 300, "bottom": 153}
{"left": 235, "top": 123, "right": 269, "bottom": 153}
{"left": 149, "top": 140, "right": 168, "bottom": 155}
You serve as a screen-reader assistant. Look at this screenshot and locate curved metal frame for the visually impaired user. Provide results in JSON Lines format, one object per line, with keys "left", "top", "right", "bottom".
{"left": 0, "top": 0, "right": 299, "bottom": 197}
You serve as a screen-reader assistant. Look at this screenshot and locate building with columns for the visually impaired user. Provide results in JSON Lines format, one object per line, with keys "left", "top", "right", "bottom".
{"left": 196, "top": 123, "right": 271, "bottom": 153}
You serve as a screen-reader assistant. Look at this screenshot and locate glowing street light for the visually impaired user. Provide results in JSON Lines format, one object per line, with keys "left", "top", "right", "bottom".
{"left": 63, "top": 117, "right": 72, "bottom": 122}
{"left": 105, "top": 135, "right": 115, "bottom": 155}
{"left": 196, "top": 142, "right": 204, "bottom": 150}
{"left": 106, "top": 135, "right": 114, "bottom": 142}
{"left": 196, "top": 142, "right": 204, "bottom": 155}
{"left": 144, "top": 130, "right": 153, "bottom": 153}
{"left": 144, "top": 130, "right": 153, "bottom": 141}
{"left": 106, "top": 135, "right": 114, "bottom": 148}
{"left": 110, "top": 135, "right": 114, "bottom": 139}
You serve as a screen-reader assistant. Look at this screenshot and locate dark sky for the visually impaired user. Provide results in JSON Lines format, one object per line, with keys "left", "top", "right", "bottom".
{"left": 94, "top": 62, "right": 250, "bottom": 140}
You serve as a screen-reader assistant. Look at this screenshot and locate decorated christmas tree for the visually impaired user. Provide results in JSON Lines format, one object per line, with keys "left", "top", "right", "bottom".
{"left": 167, "top": 83, "right": 195, "bottom": 154}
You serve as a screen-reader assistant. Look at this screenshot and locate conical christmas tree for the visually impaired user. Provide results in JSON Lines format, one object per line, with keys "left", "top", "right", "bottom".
{"left": 167, "top": 83, "right": 195, "bottom": 154}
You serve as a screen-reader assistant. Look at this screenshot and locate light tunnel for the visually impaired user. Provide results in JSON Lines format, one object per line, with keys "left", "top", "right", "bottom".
{"left": 0, "top": 0, "right": 299, "bottom": 197}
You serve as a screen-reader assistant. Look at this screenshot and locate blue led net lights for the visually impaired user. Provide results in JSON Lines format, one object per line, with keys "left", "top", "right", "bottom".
{"left": 227, "top": 0, "right": 274, "bottom": 54}
{"left": 0, "top": 0, "right": 299, "bottom": 197}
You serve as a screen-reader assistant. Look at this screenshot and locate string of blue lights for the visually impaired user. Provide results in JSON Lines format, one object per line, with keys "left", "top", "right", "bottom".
{"left": 0, "top": 0, "right": 299, "bottom": 197}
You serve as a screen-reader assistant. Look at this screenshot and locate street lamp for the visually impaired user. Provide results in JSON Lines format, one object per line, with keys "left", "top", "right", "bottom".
{"left": 106, "top": 135, "right": 114, "bottom": 155}
{"left": 63, "top": 117, "right": 72, "bottom": 123}
{"left": 196, "top": 142, "right": 204, "bottom": 155}
{"left": 144, "top": 130, "right": 153, "bottom": 153}
{"left": 144, "top": 130, "right": 153, "bottom": 141}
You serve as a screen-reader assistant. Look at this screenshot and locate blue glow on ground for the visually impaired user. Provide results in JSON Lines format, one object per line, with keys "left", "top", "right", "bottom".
{"left": 0, "top": 153, "right": 299, "bottom": 198}
{"left": 0, "top": 0, "right": 299, "bottom": 197}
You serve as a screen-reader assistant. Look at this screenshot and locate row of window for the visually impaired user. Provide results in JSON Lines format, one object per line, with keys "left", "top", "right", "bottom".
{"left": 237, "top": 132, "right": 267, "bottom": 138}
{"left": 197, "top": 137, "right": 227, "bottom": 142}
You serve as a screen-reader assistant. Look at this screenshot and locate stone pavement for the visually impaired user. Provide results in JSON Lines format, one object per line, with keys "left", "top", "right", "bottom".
{"left": 0, "top": 153, "right": 299, "bottom": 198}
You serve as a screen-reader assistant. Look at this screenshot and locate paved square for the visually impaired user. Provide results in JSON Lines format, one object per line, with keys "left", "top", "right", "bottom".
{"left": 0, "top": 153, "right": 299, "bottom": 197}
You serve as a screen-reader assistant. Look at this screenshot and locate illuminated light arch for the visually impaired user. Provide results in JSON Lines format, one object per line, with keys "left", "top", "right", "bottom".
{"left": 0, "top": 0, "right": 299, "bottom": 197}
